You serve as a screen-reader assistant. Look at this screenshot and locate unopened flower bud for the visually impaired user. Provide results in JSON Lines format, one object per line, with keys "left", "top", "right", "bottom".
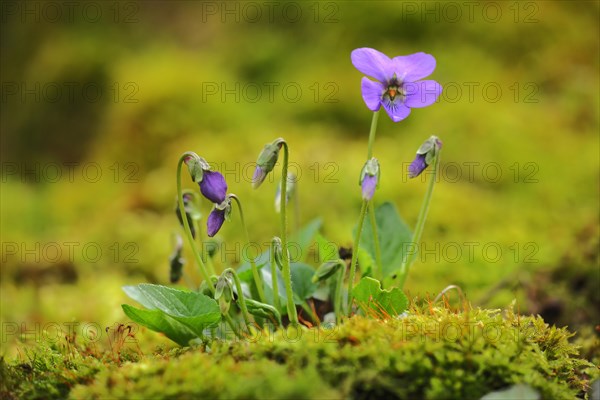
{"left": 359, "top": 158, "right": 380, "bottom": 201}
{"left": 252, "top": 138, "right": 284, "bottom": 189}
{"left": 199, "top": 170, "right": 228, "bottom": 204}
{"left": 409, "top": 136, "right": 442, "bottom": 178}
{"left": 207, "top": 197, "right": 232, "bottom": 237}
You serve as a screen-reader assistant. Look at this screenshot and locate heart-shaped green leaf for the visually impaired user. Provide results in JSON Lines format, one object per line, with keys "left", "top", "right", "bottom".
{"left": 122, "top": 284, "right": 221, "bottom": 337}
{"left": 122, "top": 304, "right": 198, "bottom": 346}
{"left": 352, "top": 277, "right": 408, "bottom": 318}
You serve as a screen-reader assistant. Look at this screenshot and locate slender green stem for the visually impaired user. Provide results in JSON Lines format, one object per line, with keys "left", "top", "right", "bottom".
{"left": 334, "top": 261, "right": 345, "bottom": 324}
{"left": 347, "top": 200, "right": 368, "bottom": 315}
{"left": 366, "top": 110, "right": 380, "bottom": 159}
{"left": 223, "top": 268, "right": 252, "bottom": 328}
{"left": 365, "top": 111, "right": 382, "bottom": 282}
{"left": 229, "top": 194, "right": 267, "bottom": 303}
{"left": 279, "top": 142, "right": 299, "bottom": 325}
{"left": 368, "top": 202, "right": 383, "bottom": 281}
{"left": 300, "top": 301, "right": 318, "bottom": 324}
{"left": 397, "top": 151, "right": 441, "bottom": 289}
{"left": 177, "top": 154, "right": 213, "bottom": 293}
{"left": 269, "top": 240, "right": 281, "bottom": 313}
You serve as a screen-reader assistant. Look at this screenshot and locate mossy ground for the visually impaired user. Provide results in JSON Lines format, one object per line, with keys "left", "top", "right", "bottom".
{"left": 3, "top": 304, "right": 598, "bottom": 400}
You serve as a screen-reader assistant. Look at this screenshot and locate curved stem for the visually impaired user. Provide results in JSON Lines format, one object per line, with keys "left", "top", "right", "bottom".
{"left": 177, "top": 154, "right": 214, "bottom": 294}
{"left": 229, "top": 194, "right": 267, "bottom": 303}
{"left": 223, "top": 268, "right": 252, "bottom": 328}
{"left": 397, "top": 151, "right": 441, "bottom": 289}
{"left": 279, "top": 142, "right": 299, "bottom": 325}
{"left": 368, "top": 202, "right": 383, "bottom": 281}
{"left": 366, "top": 110, "right": 380, "bottom": 159}
{"left": 347, "top": 200, "right": 368, "bottom": 315}
{"left": 269, "top": 240, "right": 281, "bottom": 313}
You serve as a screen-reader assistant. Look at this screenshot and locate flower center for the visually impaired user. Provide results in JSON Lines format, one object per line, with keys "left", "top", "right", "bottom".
{"left": 384, "top": 81, "right": 405, "bottom": 102}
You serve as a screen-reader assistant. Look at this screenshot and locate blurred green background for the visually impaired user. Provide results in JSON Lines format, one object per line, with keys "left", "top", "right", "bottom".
{"left": 1, "top": 1, "right": 598, "bottom": 355}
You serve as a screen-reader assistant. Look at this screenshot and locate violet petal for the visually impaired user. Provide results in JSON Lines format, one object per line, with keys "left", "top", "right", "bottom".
{"left": 392, "top": 52, "right": 436, "bottom": 82}
{"left": 207, "top": 208, "right": 226, "bottom": 237}
{"left": 199, "top": 171, "right": 227, "bottom": 203}
{"left": 351, "top": 47, "right": 394, "bottom": 83}
{"left": 381, "top": 98, "right": 411, "bottom": 122}
{"left": 361, "top": 174, "right": 377, "bottom": 201}
{"left": 408, "top": 153, "right": 428, "bottom": 178}
{"left": 361, "top": 77, "right": 384, "bottom": 111}
{"left": 404, "top": 80, "right": 443, "bottom": 108}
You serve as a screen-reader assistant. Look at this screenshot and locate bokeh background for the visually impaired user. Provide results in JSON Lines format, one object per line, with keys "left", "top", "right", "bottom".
{"left": 1, "top": 1, "right": 598, "bottom": 355}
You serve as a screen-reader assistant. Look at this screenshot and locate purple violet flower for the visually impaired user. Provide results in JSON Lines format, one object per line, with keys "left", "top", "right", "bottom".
{"left": 207, "top": 208, "right": 226, "bottom": 237}
{"left": 351, "top": 48, "right": 442, "bottom": 122}
{"left": 199, "top": 170, "right": 227, "bottom": 203}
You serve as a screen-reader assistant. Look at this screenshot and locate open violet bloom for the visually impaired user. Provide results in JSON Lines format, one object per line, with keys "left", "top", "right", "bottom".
{"left": 351, "top": 48, "right": 442, "bottom": 122}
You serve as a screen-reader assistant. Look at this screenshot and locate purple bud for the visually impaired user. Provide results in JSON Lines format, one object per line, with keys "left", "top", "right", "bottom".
{"left": 207, "top": 208, "right": 226, "bottom": 237}
{"left": 252, "top": 166, "right": 267, "bottom": 189}
{"left": 361, "top": 174, "right": 378, "bottom": 201}
{"left": 408, "top": 153, "right": 428, "bottom": 178}
{"left": 359, "top": 158, "right": 380, "bottom": 201}
{"left": 199, "top": 171, "right": 227, "bottom": 203}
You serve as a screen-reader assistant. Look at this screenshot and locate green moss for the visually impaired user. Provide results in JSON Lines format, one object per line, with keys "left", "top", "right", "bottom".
{"left": 5, "top": 305, "right": 595, "bottom": 400}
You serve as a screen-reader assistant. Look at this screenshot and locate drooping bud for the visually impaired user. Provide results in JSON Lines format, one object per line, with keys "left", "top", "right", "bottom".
{"left": 274, "top": 173, "right": 296, "bottom": 213}
{"left": 408, "top": 136, "right": 442, "bottom": 178}
{"left": 312, "top": 259, "right": 344, "bottom": 283}
{"left": 207, "top": 197, "right": 232, "bottom": 237}
{"left": 359, "top": 158, "right": 380, "bottom": 201}
{"left": 252, "top": 138, "right": 284, "bottom": 189}
{"left": 175, "top": 192, "right": 201, "bottom": 239}
{"left": 199, "top": 170, "right": 228, "bottom": 204}
{"left": 184, "top": 153, "right": 210, "bottom": 183}
{"left": 168, "top": 234, "right": 185, "bottom": 283}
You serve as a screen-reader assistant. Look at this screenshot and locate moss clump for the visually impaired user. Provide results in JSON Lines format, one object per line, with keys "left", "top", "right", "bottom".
{"left": 4, "top": 305, "right": 598, "bottom": 399}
